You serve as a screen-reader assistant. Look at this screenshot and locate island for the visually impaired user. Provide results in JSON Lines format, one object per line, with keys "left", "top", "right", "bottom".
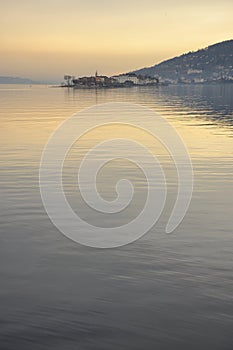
{"left": 62, "top": 72, "right": 159, "bottom": 89}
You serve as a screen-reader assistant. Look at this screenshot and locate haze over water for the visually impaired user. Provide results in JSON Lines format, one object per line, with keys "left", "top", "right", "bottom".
{"left": 0, "top": 84, "right": 233, "bottom": 349}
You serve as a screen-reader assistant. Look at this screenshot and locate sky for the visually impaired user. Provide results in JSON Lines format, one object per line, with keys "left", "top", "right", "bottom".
{"left": 1, "top": 0, "right": 233, "bottom": 81}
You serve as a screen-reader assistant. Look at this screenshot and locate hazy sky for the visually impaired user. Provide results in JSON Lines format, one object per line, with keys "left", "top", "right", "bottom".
{"left": 1, "top": 0, "right": 233, "bottom": 81}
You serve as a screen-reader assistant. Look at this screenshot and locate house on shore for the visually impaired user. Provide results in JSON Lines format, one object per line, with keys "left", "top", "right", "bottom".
{"left": 112, "top": 73, "right": 159, "bottom": 86}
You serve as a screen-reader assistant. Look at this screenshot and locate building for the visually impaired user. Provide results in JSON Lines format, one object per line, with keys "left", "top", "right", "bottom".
{"left": 112, "top": 73, "right": 159, "bottom": 86}
{"left": 67, "top": 72, "right": 159, "bottom": 88}
{"left": 112, "top": 73, "right": 138, "bottom": 85}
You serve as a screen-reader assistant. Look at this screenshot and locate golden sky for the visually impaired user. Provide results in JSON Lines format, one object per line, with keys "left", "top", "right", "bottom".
{"left": 1, "top": 0, "right": 233, "bottom": 81}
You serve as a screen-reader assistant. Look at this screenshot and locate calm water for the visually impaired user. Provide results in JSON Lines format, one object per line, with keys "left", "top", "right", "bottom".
{"left": 0, "top": 84, "right": 233, "bottom": 349}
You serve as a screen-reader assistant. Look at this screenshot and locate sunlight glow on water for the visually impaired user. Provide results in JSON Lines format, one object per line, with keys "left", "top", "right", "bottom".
{"left": 0, "top": 84, "right": 233, "bottom": 349}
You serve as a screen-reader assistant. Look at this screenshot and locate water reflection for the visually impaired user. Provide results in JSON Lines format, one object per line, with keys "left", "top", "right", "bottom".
{"left": 154, "top": 84, "right": 233, "bottom": 128}
{"left": 66, "top": 83, "right": 233, "bottom": 132}
{"left": 0, "top": 84, "right": 232, "bottom": 350}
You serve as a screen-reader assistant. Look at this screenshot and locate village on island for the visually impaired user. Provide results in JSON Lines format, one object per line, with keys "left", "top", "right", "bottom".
{"left": 62, "top": 72, "right": 160, "bottom": 89}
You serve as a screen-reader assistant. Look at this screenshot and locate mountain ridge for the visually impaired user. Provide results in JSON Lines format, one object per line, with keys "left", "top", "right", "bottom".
{"left": 131, "top": 40, "right": 233, "bottom": 83}
{"left": 0, "top": 76, "right": 55, "bottom": 84}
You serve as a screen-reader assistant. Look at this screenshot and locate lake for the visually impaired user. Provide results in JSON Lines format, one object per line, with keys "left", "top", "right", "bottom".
{"left": 0, "top": 84, "right": 233, "bottom": 349}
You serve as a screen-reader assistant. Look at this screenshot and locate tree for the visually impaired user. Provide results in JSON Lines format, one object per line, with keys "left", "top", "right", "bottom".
{"left": 64, "top": 75, "right": 72, "bottom": 86}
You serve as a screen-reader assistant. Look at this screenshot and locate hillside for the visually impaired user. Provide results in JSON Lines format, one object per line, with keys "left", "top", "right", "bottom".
{"left": 132, "top": 40, "right": 233, "bottom": 83}
{"left": 0, "top": 76, "right": 39, "bottom": 84}
{"left": 0, "top": 76, "right": 54, "bottom": 84}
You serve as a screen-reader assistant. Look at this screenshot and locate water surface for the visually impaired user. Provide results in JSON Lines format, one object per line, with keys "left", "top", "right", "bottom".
{"left": 0, "top": 84, "right": 233, "bottom": 350}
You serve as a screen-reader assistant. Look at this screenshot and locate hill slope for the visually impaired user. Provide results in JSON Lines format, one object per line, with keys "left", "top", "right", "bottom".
{"left": 132, "top": 40, "right": 233, "bottom": 83}
{"left": 0, "top": 76, "right": 56, "bottom": 84}
{"left": 0, "top": 76, "right": 39, "bottom": 84}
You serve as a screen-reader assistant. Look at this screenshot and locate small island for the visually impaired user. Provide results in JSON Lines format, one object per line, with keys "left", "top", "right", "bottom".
{"left": 62, "top": 72, "right": 159, "bottom": 89}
